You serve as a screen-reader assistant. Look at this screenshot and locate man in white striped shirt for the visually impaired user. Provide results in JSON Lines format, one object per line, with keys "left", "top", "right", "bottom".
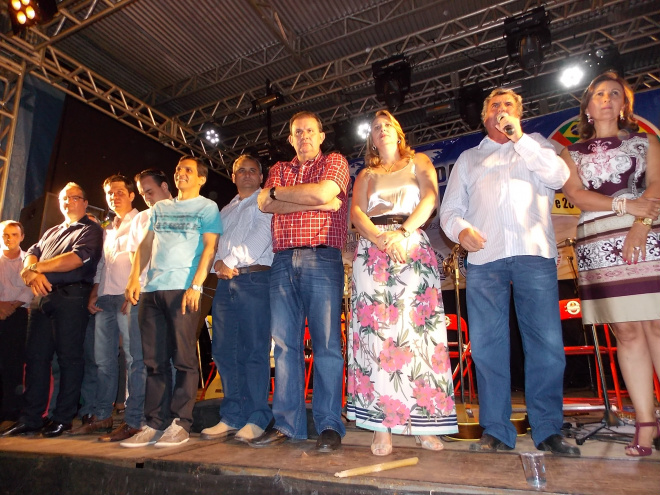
{"left": 440, "top": 88, "right": 580, "bottom": 456}
{"left": 200, "top": 154, "right": 274, "bottom": 443}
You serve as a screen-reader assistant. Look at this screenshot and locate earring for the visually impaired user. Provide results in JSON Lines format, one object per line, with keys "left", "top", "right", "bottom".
{"left": 372, "top": 145, "right": 376, "bottom": 151}
{"left": 619, "top": 110, "right": 625, "bottom": 121}
{"left": 587, "top": 113, "right": 593, "bottom": 124}
{"left": 397, "top": 139, "right": 401, "bottom": 144}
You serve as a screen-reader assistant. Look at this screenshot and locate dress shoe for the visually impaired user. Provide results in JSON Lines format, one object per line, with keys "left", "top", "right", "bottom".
{"left": 98, "top": 422, "right": 142, "bottom": 442}
{"left": 469, "top": 433, "right": 514, "bottom": 452}
{"left": 248, "top": 428, "right": 290, "bottom": 448}
{"left": 316, "top": 429, "right": 341, "bottom": 452}
{"left": 537, "top": 434, "right": 580, "bottom": 457}
{"left": 80, "top": 414, "right": 93, "bottom": 425}
{"left": 0, "top": 421, "right": 43, "bottom": 437}
{"left": 200, "top": 421, "right": 237, "bottom": 441}
{"left": 42, "top": 420, "right": 72, "bottom": 438}
{"left": 69, "top": 416, "right": 114, "bottom": 436}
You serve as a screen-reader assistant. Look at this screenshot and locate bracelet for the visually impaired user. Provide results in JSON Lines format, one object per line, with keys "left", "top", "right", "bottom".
{"left": 611, "top": 197, "right": 626, "bottom": 216}
{"left": 634, "top": 217, "right": 653, "bottom": 227}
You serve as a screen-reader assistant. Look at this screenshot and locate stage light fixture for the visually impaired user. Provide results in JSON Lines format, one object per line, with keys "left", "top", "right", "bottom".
{"left": 356, "top": 122, "right": 371, "bottom": 140}
{"left": 559, "top": 65, "right": 585, "bottom": 88}
{"left": 425, "top": 102, "right": 453, "bottom": 122}
{"left": 559, "top": 46, "right": 623, "bottom": 89}
{"left": 251, "top": 92, "right": 283, "bottom": 113}
{"left": 7, "top": 0, "right": 58, "bottom": 35}
{"left": 503, "top": 7, "right": 551, "bottom": 70}
{"left": 372, "top": 54, "right": 411, "bottom": 110}
{"left": 205, "top": 128, "right": 220, "bottom": 146}
{"left": 458, "top": 85, "right": 484, "bottom": 130}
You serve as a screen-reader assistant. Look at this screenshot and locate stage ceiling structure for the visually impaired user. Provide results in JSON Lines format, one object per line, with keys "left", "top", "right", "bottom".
{"left": 0, "top": 0, "right": 659, "bottom": 194}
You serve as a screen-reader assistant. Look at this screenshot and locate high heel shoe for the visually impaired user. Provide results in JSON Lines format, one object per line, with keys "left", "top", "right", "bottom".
{"left": 371, "top": 431, "right": 392, "bottom": 456}
{"left": 625, "top": 421, "right": 659, "bottom": 457}
{"left": 415, "top": 435, "right": 444, "bottom": 451}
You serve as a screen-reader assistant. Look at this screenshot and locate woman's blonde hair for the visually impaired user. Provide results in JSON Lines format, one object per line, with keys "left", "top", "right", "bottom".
{"left": 364, "top": 110, "right": 414, "bottom": 169}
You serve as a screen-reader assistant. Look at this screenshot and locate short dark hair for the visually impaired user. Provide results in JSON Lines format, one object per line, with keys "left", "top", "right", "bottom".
{"left": 134, "top": 169, "right": 170, "bottom": 190}
{"left": 1, "top": 220, "right": 24, "bottom": 236}
{"left": 178, "top": 155, "right": 209, "bottom": 179}
{"left": 102, "top": 174, "right": 135, "bottom": 194}
{"left": 62, "top": 182, "right": 87, "bottom": 200}
{"left": 233, "top": 154, "right": 262, "bottom": 174}
{"left": 289, "top": 111, "right": 324, "bottom": 134}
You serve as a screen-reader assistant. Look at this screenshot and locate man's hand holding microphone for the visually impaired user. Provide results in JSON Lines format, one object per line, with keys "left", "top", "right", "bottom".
{"left": 496, "top": 112, "right": 523, "bottom": 142}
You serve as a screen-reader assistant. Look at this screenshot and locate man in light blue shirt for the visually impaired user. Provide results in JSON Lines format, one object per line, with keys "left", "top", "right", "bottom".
{"left": 122, "top": 156, "right": 222, "bottom": 448}
{"left": 440, "top": 88, "right": 580, "bottom": 457}
{"left": 200, "top": 155, "right": 274, "bottom": 444}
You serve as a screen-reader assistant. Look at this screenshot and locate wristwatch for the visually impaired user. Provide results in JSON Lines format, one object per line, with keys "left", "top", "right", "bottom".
{"left": 190, "top": 284, "right": 203, "bottom": 292}
{"left": 634, "top": 217, "right": 653, "bottom": 227}
{"left": 269, "top": 187, "right": 277, "bottom": 200}
{"left": 28, "top": 262, "right": 38, "bottom": 272}
{"left": 398, "top": 226, "right": 411, "bottom": 238}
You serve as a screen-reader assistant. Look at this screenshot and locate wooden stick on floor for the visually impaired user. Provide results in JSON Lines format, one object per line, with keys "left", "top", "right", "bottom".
{"left": 334, "top": 457, "right": 419, "bottom": 478}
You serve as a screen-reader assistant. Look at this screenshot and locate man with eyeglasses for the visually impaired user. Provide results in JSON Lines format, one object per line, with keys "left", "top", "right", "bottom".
{"left": 69, "top": 175, "right": 146, "bottom": 443}
{"left": 1, "top": 183, "right": 103, "bottom": 438}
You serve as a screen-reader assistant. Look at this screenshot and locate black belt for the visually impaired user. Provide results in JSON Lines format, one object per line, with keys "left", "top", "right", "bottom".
{"left": 51, "top": 281, "right": 93, "bottom": 291}
{"left": 285, "top": 245, "right": 330, "bottom": 251}
{"left": 236, "top": 264, "right": 271, "bottom": 275}
{"left": 371, "top": 215, "right": 408, "bottom": 225}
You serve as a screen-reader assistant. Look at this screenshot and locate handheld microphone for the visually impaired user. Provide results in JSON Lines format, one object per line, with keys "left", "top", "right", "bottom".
{"left": 497, "top": 113, "right": 515, "bottom": 136}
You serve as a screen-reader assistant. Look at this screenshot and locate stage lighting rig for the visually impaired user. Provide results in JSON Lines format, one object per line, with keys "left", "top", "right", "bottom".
{"left": 251, "top": 92, "right": 283, "bottom": 113}
{"left": 7, "top": 0, "right": 58, "bottom": 35}
{"left": 372, "top": 54, "right": 411, "bottom": 110}
{"left": 503, "top": 7, "right": 551, "bottom": 70}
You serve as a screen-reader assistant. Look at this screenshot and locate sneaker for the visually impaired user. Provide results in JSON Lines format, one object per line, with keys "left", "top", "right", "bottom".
{"left": 200, "top": 421, "right": 236, "bottom": 441}
{"left": 119, "top": 425, "right": 163, "bottom": 448}
{"left": 154, "top": 419, "right": 189, "bottom": 448}
{"left": 234, "top": 423, "right": 264, "bottom": 444}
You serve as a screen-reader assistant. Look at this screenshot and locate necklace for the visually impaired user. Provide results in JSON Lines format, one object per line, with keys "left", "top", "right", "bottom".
{"left": 381, "top": 162, "right": 396, "bottom": 173}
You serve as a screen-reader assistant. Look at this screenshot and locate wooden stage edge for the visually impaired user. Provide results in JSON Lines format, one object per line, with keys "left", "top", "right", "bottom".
{"left": 1, "top": 416, "right": 659, "bottom": 495}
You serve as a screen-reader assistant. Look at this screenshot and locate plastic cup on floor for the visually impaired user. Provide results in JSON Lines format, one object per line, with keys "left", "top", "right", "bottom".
{"left": 520, "top": 452, "right": 546, "bottom": 489}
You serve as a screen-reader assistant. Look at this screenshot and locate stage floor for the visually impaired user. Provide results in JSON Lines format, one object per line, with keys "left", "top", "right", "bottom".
{"left": 1, "top": 405, "right": 659, "bottom": 495}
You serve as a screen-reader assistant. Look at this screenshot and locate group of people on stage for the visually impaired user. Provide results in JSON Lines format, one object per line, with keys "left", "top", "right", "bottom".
{"left": 0, "top": 71, "right": 659, "bottom": 459}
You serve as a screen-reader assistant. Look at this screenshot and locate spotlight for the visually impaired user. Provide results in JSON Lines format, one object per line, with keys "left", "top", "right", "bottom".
{"left": 356, "top": 122, "right": 371, "bottom": 140}
{"left": 458, "top": 85, "right": 484, "bottom": 130}
{"left": 372, "top": 55, "right": 411, "bottom": 110}
{"left": 503, "top": 7, "right": 551, "bottom": 70}
{"left": 559, "top": 65, "right": 585, "bottom": 88}
{"left": 205, "top": 128, "right": 220, "bottom": 146}
{"left": 7, "top": 0, "right": 58, "bottom": 35}
{"left": 251, "top": 92, "right": 283, "bottom": 113}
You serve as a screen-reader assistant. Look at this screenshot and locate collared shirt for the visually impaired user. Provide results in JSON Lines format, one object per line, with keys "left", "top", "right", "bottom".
{"left": 213, "top": 188, "right": 273, "bottom": 270}
{"left": 27, "top": 215, "right": 103, "bottom": 285}
{"left": 0, "top": 249, "right": 33, "bottom": 307}
{"left": 264, "top": 151, "right": 349, "bottom": 252}
{"left": 440, "top": 133, "right": 570, "bottom": 265}
{"left": 126, "top": 208, "right": 151, "bottom": 287}
{"left": 95, "top": 208, "right": 139, "bottom": 297}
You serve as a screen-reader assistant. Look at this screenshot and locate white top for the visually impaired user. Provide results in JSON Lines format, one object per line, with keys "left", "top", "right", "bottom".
{"left": 212, "top": 188, "right": 273, "bottom": 270}
{"left": 126, "top": 208, "right": 151, "bottom": 287}
{"left": 0, "top": 249, "right": 33, "bottom": 307}
{"left": 440, "top": 133, "right": 570, "bottom": 265}
{"left": 95, "top": 208, "right": 139, "bottom": 297}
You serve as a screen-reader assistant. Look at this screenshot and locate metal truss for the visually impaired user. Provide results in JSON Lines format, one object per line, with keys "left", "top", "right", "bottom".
{"left": 169, "top": 0, "right": 660, "bottom": 154}
{"left": 0, "top": 57, "right": 25, "bottom": 218}
{"left": 0, "top": 34, "right": 233, "bottom": 178}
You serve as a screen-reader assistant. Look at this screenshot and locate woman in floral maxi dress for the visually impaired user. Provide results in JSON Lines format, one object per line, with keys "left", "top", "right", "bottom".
{"left": 347, "top": 110, "right": 458, "bottom": 456}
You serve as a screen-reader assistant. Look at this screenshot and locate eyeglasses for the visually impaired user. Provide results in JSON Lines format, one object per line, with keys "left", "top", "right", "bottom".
{"left": 59, "top": 195, "right": 84, "bottom": 203}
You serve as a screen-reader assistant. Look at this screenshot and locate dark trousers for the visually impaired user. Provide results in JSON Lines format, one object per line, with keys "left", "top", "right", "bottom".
{"left": 138, "top": 290, "right": 200, "bottom": 432}
{"left": 0, "top": 307, "right": 28, "bottom": 420}
{"left": 20, "top": 284, "right": 91, "bottom": 427}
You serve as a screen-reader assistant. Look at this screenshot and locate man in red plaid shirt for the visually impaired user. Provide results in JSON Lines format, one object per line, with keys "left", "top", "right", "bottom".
{"left": 251, "top": 111, "right": 349, "bottom": 452}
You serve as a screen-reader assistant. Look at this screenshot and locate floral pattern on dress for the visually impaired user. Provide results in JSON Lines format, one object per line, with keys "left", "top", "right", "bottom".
{"left": 346, "top": 230, "right": 458, "bottom": 435}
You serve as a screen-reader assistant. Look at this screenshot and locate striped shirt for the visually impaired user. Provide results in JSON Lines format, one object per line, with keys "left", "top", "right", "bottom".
{"left": 440, "top": 133, "right": 569, "bottom": 265}
{"left": 265, "top": 151, "right": 349, "bottom": 252}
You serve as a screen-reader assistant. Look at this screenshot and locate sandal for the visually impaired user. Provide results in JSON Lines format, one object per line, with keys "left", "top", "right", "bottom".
{"left": 371, "top": 431, "right": 392, "bottom": 456}
{"left": 415, "top": 435, "right": 444, "bottom": 451}
{"left": 625, "top": 421, "right": 659, "bottom": 457}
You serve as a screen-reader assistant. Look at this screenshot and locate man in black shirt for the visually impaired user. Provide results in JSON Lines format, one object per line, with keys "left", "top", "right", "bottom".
{"left": 1, "top": 182, "right": 103, "bottom": 437}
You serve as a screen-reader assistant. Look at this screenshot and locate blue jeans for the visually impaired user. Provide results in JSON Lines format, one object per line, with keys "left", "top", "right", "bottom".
{"left": 270, "top": 248, "right": 345, "bottom": 439}
{"left": 94, "top": 294, "right": 146, "bottom": 428}
{"left": 212, "top": 271, "right": 273, "bottom": 430}
{"left": 78, "top": 315, "right": 97, "bottom": 418}
{"left": 466, "top": 256, "right": 565, "bottom": 447}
